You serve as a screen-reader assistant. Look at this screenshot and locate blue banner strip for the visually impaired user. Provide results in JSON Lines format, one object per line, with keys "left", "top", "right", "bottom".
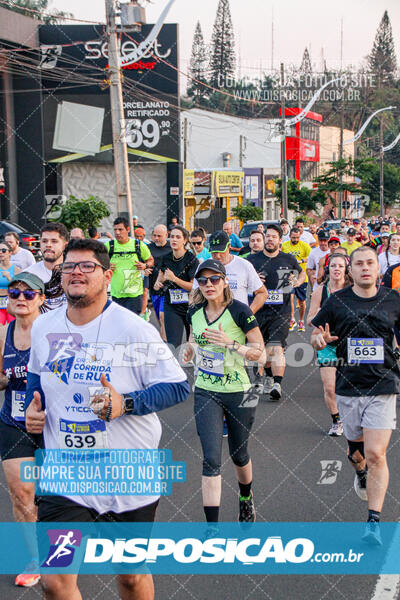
{"left": 0, "top": 522, "right": 399, "bottom": 574}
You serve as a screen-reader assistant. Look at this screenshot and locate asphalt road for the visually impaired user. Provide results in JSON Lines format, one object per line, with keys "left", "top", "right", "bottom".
{"left": 0, "top": 325, "right": 399, "bottom": 599}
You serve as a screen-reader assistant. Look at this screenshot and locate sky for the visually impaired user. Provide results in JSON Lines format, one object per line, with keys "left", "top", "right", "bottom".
{"left": 50, "top": 0, "right": 400, "bottom": 78}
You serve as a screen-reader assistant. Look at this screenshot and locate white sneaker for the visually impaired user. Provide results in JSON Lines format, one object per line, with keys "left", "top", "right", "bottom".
{"left": 354, "top": 471, "right": 368, "bottom": 501}
{"left": 328, "top": 421, "right": 343, "bottom": 436}
{"left": 264, "top": 376, "right": 274, "bottom": 394}
{"left": 269, "top": 382, "right": 282, "bottom": 401}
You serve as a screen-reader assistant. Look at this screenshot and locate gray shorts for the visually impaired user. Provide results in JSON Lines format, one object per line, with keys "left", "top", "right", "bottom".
{"left": 336, "top": 394, "right": 397, "bottom": 441}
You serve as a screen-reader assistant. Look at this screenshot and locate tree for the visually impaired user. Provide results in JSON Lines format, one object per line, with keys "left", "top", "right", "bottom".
{"left": 368, "top": 10, "right": 397, "bottom": 84}
{"left": 209, "top": 0, "right": 236, "bottom": 89}
{"left": 313, "top": 158, "right": 362, "bottom": 206}
{"left": 231, "top": 202, "right": 263, "bottom": 222}
{"left": 275, "top": 179, "right": 327, "bottom": 213}
{"left": 59, "top": 195, "right": 111, "bottom": 233}
{"left": 354, "top": 158, "right": 400, "bottom": 207}
{"left": 7, "top": 0, "right": 72, "bottom": 23}
{"left": 188, "top": 21, "right": 209, "bottom": 100}
{"left": 300, "top": 47, "right": 312, "bottom": 74}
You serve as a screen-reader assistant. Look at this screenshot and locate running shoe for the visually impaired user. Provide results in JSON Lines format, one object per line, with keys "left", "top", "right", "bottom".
{"left": 223, "top": 418, "right": 228, "bottom": 438}
{"left": 239, "top": 492, "right": 256, "bottom": 523}
{"left": 264, "top": 376, "right": 274, "bottom": 394}
{"left": 253, "top": 373, "right": 264, "bottom": 394}
{"left": 269, "top": 382, "right": 282, "bottom": 401}
{"left": 328, "top": 421, "right": 343, "bottom": 437}
{"left": 298, "top": 320, "right": 305, "bottom": 332}
{"left": 289, "top": 319, "right": 297, "bottom": 331}
{"left": 15, "top": 573, "right": 41, "bottom": 587}
{"left": 354, "top": 470, "right": 368, "bottom": 501}
{"left": 362, "top": 521, "right": 382, "bottom": 546}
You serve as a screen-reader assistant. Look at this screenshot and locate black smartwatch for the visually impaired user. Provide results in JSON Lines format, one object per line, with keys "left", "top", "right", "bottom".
{"left": 123, "top": 394, "right": 135, "bottom": 414}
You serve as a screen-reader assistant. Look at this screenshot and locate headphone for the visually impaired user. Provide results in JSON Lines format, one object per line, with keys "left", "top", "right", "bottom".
{"left": 323, "top": 252, "right": 350, "bottom": 279}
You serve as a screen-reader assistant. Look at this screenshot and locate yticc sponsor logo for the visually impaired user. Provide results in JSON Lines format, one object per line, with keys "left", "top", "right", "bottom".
{"left": 84, "top": 536, "right": 314, "bottom": 565}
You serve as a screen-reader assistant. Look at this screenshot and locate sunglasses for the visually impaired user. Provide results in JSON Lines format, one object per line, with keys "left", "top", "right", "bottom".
{"left": 0, "top": 248, "right": 9, "bottom": 253}
{"left": 197, "top": 275, "right": 224, "bottom": 286}
{"left": 8, "top": 289, "right": 41, "bottom": 300}
{"left": 191, "top": 241, "right": 203, "bottom": 246}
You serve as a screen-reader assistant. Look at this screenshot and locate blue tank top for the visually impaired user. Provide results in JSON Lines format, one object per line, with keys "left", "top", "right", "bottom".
{"left": 0, "top": 264, "right": 16, "bottom": 291}
{"left": 0, "top": 321, "right": 30, "bottom": 428}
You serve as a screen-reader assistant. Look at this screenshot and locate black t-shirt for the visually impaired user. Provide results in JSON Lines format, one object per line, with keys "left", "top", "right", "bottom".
{"left": 147, "top": 241, "right": 172, "bottom": 294}
{"left": 312, "top": 286, "right": 400, "bottom": 396}
{"left": 160, "top": 251, "right": 199, "bottom": 306}
{"left": 247, "top": 251, "right": 302, "bottom": 316}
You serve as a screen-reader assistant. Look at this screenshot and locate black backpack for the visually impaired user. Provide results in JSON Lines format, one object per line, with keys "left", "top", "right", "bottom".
{"left": 107, "top": 239, "right": 144, "bottom": 262}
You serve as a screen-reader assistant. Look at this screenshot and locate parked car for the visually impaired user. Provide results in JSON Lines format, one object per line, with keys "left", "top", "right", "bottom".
{"left": 0, "top": 221, "right": 41, "bottom": 257}
{"left": 238, "top": 220, "right": 280, "bottom": 245}
{"left": 322, "top": 220, "right": 342, "bottom": 231}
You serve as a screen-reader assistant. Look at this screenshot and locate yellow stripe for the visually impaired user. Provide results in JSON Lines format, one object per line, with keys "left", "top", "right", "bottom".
{"left": 49, "top": 145, "right": 177, "bottom": 164}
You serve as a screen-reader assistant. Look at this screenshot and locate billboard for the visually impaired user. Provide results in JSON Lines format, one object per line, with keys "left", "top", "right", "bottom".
{"left": 39, "top": 24, "right": 180, "bottom": 164}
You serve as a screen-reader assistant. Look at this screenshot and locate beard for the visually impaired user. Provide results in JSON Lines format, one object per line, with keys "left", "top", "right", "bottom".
{"left": 43, "top": 250, "right": 63, "bottom": 263}
{"left": 65, "top": 292, "right": 93, "bottom": 308}
{"left": 265, "top": 244, "right": 279, "bottom": 254}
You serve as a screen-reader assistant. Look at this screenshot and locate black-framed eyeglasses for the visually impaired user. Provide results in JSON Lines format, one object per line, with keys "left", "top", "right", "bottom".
{"left": 191, "top": 241, "right": 203, "bottom": 246}
{"left": 8, "top": 289, "right": 41, "bottom": 300}
{"left": 61, "top": 261, "right": 106, "bottom": 274}
{"left": 197, "top": 275, "right": 224, "bottom": 286}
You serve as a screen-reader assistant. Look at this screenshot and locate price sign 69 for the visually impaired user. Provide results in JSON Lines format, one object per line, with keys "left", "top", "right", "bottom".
{"left": 121, "top": 118, "right": 160, "bottom": 149}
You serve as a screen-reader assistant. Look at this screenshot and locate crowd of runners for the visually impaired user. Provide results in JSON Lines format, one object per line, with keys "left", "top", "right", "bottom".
{"left": 0, "top": 212, "right": 398, "bottom": 598}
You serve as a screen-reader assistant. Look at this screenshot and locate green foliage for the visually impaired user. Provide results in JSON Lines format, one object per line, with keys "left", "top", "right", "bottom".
{"left": 275, "top": 179, "right": 327, "bottom": 213}
{"left": 353, "top": 158, "right": 400, "bottom": 206}
{"left": 7, "top": 0, "right": 73, "bottom": 23}
{"left": 231, "top": 203, "right": 263, "bottom": 222}
{"left": 188, "top": 21, "right": 209, "bottom": 99}
{"left": 209, "top": 0, "right": 236, "bottom": 89}
{"left": 368, "top": 10, "right": 397, "bottom": 84}
{"left": 59, "top": 195, "right": 111, "bottom": 234}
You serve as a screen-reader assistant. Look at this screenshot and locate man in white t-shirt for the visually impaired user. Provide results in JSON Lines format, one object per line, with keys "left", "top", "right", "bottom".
{"left": 193, "top": 231, "right": 267, "bottom": 312}
{"left": 25, "top": 238, "right": 189, "bottom": 599}
{"left": 5, "top": 232, "right": 35, "bottom": 270}
{"left": 306, "top": 230, "right": 330, "bottom": 290}
{"left": 295, "top": 218, "right": 317, "bottom": 248}
{"left": 280, "top": 219, "right": 290, "bottom": 243}
{"left": 23, "top": 223, "right": 69, "bottom": 310}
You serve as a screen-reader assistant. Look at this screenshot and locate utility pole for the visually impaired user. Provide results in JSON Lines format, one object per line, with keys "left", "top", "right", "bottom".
{"left": 379, "top": 118, "right": 384, "bottom": 217}
{"left": 105, "top": 0, "right": 133, "bottom": 224}
{"left": 183, "top": 117, "right": 188, "bottom": 169}
{"left": 280, "top": 63, "right": 288, "bottom": 219}
{"left": 338, "top": 101, "right": 344, "bottom": 219}
{"left": 239, "top": 135, "right": 246, "bottom": 168}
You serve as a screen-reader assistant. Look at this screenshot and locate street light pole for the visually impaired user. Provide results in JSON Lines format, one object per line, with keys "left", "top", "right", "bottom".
{"left": 379, "top": 118, "right": 384, "bottom": 217}
{"left": 280, "top": 63, "right": 288, "bottom": 219}
{"left": 105, "top": 0, "right": 133, "bottom": 223}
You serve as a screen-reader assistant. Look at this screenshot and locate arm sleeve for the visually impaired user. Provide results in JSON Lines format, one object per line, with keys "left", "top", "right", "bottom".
{"left": 25, "top": 372, "right": 46, "bottom": 411}
{"left": 311, "top": 297, "right": 334, "bottom": 329}
{"left": 229, "top": 301, "right": 259, "bottom": 334}
{"left": 125, "top": 380, "right": 190, "bottom": 416}
{"left": 140, "top": 242, "right": 151, "bottom": 261}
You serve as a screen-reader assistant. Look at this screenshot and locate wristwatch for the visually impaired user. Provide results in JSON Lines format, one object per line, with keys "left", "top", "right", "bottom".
{"left": 122, "top": 394, "right": 135, "bottom": 414}
{"left": 230, "top": 340, "right": 240, "bottom": 351}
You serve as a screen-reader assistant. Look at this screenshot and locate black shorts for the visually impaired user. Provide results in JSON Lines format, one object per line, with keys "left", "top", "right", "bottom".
{"left": 37, "top": 494, "right": 159, "bottom": 523}
{"left": 260, "top": 313, "right": 290, "bottom": 347}
{"left": 0, "top": 418, "right": 43, "bottom": 460}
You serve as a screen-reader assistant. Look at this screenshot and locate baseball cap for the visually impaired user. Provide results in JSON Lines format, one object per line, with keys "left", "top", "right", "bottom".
{"left": 209, "top": 231, "right": 230, "bottom": 253}
{"left": 134, "top": 227, "right": 145, "bottom": 236}
{"left": 353, "top": 219, "right": 360, "bottom": 224}
{"left": 132, "top": 215, "right": 139, "bottom": 219}
{"left": 381, "top": 232, "right": 390, "bottom": 238}
{"left": 328, "top": 236, "right": 340, "bottom": 244}
{"left": 8, "top": 272, "right": 45, "bottom": 293}
{"left": 318, "top": 230, "right": 330, "bottom": 240}
{"left": 347, "top": 227, "right": 357, "bottom": 235}
{"left": 195, "top": 259, "right": 226, "bottom": 278}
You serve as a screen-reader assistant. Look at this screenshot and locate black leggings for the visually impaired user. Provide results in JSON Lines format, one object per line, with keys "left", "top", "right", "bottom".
{"left": 164, "top": 302, "right": 190, "bottom": 347}
{"left": 194, "top": 387, "right": 256, "bottom": 477}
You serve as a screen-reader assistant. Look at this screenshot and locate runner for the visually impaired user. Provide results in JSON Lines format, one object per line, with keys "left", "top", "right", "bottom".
{"left": 5, "top": 232, "right": 35, "bottom": 270}
{"left": 281, "top": 227, "right": 311, "bottom": 332}
{"left": 23, "top": 223, "right": 69, "bottom": 311}
{"left": 239, "top": 229, "right": 265, "bottom": 259}
{"left": 222, "top": 221, "right": 243, "bottom": 255}
{"left": 190, "top": 229, "right": 212, "bottom": 262}
{"left": 147, "top": 224, "right": 171, "bottom": 340}
{"left": 247, "top": 224, "right": 305, "bottom": 400}
{"left": 0, "top": 241, "right": 20, "bottom": 324}
{"left": 307, "top": 253, "right": 351, "bottom": 436}
{"left": 306, "top": 230, "right": 330, "bottom": 291}
{"left": 197, "top": 231, "right": 267, "bottom": 312}
{"left": 153, "top": 225, "right": 199, "bottom": 347}
{"left": 0, "top": 272, "right": 45, "bottom": 587}
{"left": 25, "top": 238, "right": 189, "bottom": 600}
{"left": 105, "top": 217, "right": 154, "bottom": 315}
{"left": 184, "top": 259, "right": 265, "bottom": 525}
{"left": 295, "top": 218, "right": 317, "bottom": 248}
{"left": 378, "top": 233, "right": 400, "bottom": 275}
{"left": 341, "top": 227, "right": 362, "bottom": 255}
{"left": 316, "top": 236, "right": 343, "bottom": 284}
{"left": 311, "top": 246, "right": 400, "bottom": 544}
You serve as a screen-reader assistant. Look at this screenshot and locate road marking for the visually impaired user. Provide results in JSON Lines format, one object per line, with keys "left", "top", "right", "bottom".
{"left": 371, "top": 521, "right": 400, "bottom": 600}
